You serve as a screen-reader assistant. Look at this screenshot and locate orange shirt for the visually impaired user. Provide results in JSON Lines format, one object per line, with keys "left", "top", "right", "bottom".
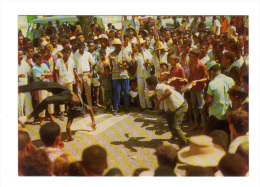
{"left": 221, "top": 17, "right": 230, "bottom": 33}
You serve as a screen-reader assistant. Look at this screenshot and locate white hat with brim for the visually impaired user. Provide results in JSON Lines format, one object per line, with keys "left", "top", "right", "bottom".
{"left": 112, "top": 38, "right": 122, "bottom": 45}
{"left": 138, "top": 170, "right": 155, "bottom": 177}
{"left": 178, "top": 135, "right": 225, "bottom": 167}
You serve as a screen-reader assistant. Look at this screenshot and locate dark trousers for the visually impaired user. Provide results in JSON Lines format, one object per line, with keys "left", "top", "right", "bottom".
{"left": 166, "top": 100, "right": 188, "bottom": 144}
{"left": 205, "top": 115, "right": 231, "bottom": 143}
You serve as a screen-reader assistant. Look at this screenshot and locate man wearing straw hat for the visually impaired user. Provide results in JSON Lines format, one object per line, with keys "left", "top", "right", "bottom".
{"left": 126, "top": 26, "right": 138, "bottom": 44}
{"left": 109, "top": 38, "right": 131, "bottom": 115}
{"left": 177, "top": 135, "right": 226, "bottom": 176}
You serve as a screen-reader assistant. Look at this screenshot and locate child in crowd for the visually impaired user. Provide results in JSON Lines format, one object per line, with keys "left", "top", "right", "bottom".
{"left": 129, "top": 79, "right": 140, "bottom": 108}
{"left": 100, "top": 66, "right": 113, "bottom": 112}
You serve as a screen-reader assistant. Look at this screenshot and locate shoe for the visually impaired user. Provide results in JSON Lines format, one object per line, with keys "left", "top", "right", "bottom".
{"left": 60, "top": 113, "right": 65, "bottom": 121}
{"left": 189, "top": 123, "right": 199, "bottom": 131}
{"left": 18, "top": 116, "right": 28, "bottom": 124}
{"left": 113, "top": 110, "right": 118, "bottom": 116}
{"left": 140, "top": 108, "right": 146, "bottom": 112}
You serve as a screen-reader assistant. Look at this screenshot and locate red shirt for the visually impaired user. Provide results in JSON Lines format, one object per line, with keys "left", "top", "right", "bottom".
{"left": 169, "top": 64, "right": 186, "bottom": 91}
{"left": 189, "top": 60, "right": 208, "bottom": 92}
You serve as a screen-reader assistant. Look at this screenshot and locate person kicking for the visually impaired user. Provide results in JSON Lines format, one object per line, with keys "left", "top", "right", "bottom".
{"left": 18, "top": 82, "right": 96, "bottom": 141}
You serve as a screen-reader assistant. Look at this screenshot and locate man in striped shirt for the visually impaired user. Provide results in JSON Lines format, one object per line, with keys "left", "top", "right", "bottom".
{"left": 109, "top": 39, "right": 131, "bottom": 115}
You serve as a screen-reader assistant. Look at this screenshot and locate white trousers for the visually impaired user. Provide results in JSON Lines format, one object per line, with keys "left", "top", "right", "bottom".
{"left": 38, "top": 90, "right": 54, "bottom": 117}
{"left": 77, "top": 74, "right": 92, "bottom": 107}
{"left": 18, "top": 92, "right": 33, "bottom": 117}
{"left": 137, "top": 77, "right": 152, "bottom": 109}
{"left": 59, "top": 82, "right": 73, "bottom": 112}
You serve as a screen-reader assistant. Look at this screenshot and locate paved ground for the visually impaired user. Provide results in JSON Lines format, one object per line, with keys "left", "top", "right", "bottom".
{"left": 23, "top": 105, "right": 202, "bottom": 176}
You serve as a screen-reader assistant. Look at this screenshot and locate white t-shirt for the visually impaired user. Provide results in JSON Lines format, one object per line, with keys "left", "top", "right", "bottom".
{"left": 52, "top": 44, "right": 63, "bottom": 57}
{"left": 214, "top": 19, "right": 221, "bottom": 35}
{"left": 200, "top": 55, "right": 210, "bottom": 65}
{"left": 18, "top": 60, "right": 31, "bottom": 86}
{"left": 73, "top": 50, "right": 96, "bottom": 74}
{"left": 155, "top": 84, "right": 184, "bottom": 112}
{"left": 55, "top": 57, "right": 76, "bottom": 84}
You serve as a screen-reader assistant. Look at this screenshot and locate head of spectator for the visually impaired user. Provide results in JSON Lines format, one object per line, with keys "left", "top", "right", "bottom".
{"left": 62, "top": 46, "right": 72, "bottom": 61}
{"left": 32, "top": 53, "right": 44, "bottom": 66}
{"left": 18, "top": 130, "right": 36, "bottom": 176}
{"left": 154, "top": 165, "right": 175, "bottom": 176}
{"left": 172, "top": 31, "right": 178, "bottom": 44}
{"left": 133, "top": 168, "right": 149, "bottom": 176}
{"left": 183, "top": 39, "right": 192, "bottom": 54}
{"left": 109, "top": 29, "right": 116, "bottom": 40}
{"left": 81, "top": 145, "right": 108, "bottom": 176}
{"left": 53, "top": 155, "right": 70, "bottom": 176}
{"left": 87, "top": 40, "right": 95, "bottom": 53}
{"left": 146, "top": 76, "right": 159, "bottom": 91}
{"left": 149, "top": 26, "right": 155, "bottom": 36}
{"left": 99, "top": 34, "right": 109, "bottom": 49}
{"left": 164, "top": 30, "right": 171, "bottom": 42}
{"left": 167, "top": 54, "right": 179, "bottom": 68}
{"left": 213, "top": 41, "right": 224, "bottom": 57}
{"left": 104, "top": 66, "right": 111, "bottom": 77}
{"left": 68, "top": 161, "right": 86, "bottom": 176}
{"left": 215, "top": 52, "right": 224, "bottom": 65}
{"left": 21, "top": 149, "right": 53, "bottom": 176}
{"left": 230, "top": 66, "right": 242, "bottom": 84}
{"left": 154, "top": 145, "right": 178, "bottom": 170}
{"left": 65, "top": 25, "right": 70, "bottom": 34}
{"left": 207, "top": 61, "right": 221, "bottom": 80}
{"left": 227, "top": 110, "right": 249, "bottom": 139}
{"left": 186, "top": 165, "right": 215, "bottom": 176}
{"left": 77, "top": 41, "right": 86, "bottom": 55}
{"left": 76, "top": 32, "right": 85, "bottom": 42}
{"left": 39, "top": 122, "right": 61, "bottom": 148}
{"left": 71, "top": 25, "right": 78, "bottom": 34}
{"left": 189, "top": 48, "right": 201, "bottom": 65}
{"left": 178, "top": 135, "right": 225, "bottom": 167}
{"left": 112, "top": 38, "right": 122, "bottom": 53}
{"left": 23, "top": 37, "right": 32, "bottom": 51}
{"left": 200, "top": 43, "right": 209, "bottom": 58}
{"left": 126, "top": 27, "right": 136, "bottom": 38}
{"left": 177, "top": 30, "right": 184, "bottom": 39}
{"left": 45, "top": 43, "right": 53, "bottom": 58}
{"left": 38, "top": 42, "right": 47, "bottom": 56}
{"left": 218, "top": 153, "right": 247, "bottom": 176}
{"left": 95, "top": 27, "right": 102, "bottom": 37}
{"left": 231, "top": 42, "right": 242, "bottom": 60}
{"left": 224, "top": 38, "right": 235, "bottom": 52}
{"left": 62, "top": 39, "right": 70, "bottom": 48}
{"left": 144, "top": 36, "right": 151, "bottom": 49}
{"left": 107, "top": 23, "right": 112, "bottom": 30}
{"left": 228, "top": 85, "right": 247, "bottom": 111}
{"left": 235, "top": 142, "right": 249, "bottom": 172}
{"left": 104, "top": 168, "right": 123, "bottom": 176}
{"left": 99, "top": 49, "right": 106, "bottom": 61}
{"left": 50, "top": 35, "right": 58, "bottom": 48}
{"left": 222, "top": 51, "right": 236, "bottom": 70}
{"left": 18, "top": 34, "right": 24, "bottom": 47}
{"left": 25, "top": 46, "right": 34, "bottom": 59}
{"left": 90, "top": 23, "right": 96, "bottom": 33}
{"left": 175, "top": 44, "right": 183, "bottom": 56}
{"left": 123, "top": 34, "right": 130, "bottom": 47}
{"left": 209, "top": 130, "right": 229, "bottom": 152}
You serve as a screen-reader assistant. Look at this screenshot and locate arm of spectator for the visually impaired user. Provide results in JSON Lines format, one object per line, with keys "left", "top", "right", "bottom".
{"left": 74, "top": 68, "right": 82, "bottom": 84}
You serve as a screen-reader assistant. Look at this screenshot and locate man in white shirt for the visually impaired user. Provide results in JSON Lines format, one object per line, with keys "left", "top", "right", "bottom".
{"left": 73, "top": 41, "right": 96, "bottom": 107}
{"left": 199, "top": 43, "right": 210, "bottom": 65}
{"left": 146, "top": 76, "right": 188, "bottom": 147}
{"left": 55, "top": 46, "right": 80, "bottom": 120}
{"left": 131, "top": 43, "right": 152, "bottom": 112}
{"left": 18, "top": 49, "right": 33, "bottom": 121}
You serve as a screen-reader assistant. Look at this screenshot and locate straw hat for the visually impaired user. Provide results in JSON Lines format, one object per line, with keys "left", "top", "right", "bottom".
{"left": 178, "top": 135, "right": 225, "bottom": 167}
{"left": 126, "top": 26, "right": 137, "bottom": 36}
{"left": 112, "top": 38, "right": 122, "bottom": 45}
{"left": 99, "top": 34, "right": 108, "bottom": 41}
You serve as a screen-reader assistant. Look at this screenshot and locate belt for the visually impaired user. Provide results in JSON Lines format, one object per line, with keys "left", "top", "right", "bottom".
{"left": 83, "top": 71, "right": 91, "bottom": 73}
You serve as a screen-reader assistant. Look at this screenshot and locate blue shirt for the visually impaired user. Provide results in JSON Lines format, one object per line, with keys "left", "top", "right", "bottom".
{"left": 32, "top": 63, "right": 50, "bottom": 82}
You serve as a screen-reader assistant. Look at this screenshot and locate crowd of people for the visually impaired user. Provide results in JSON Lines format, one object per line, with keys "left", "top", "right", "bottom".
{"left": 18, "top": 15, "right": 249, "bottom": 176}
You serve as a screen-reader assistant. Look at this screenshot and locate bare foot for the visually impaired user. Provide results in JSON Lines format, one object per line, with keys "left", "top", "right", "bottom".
{"left": 49, "top": 115, "right": 55, "bottom": 122}
{"left": 66, "top": 136, "right": 74, "bottom": 141}
{"left": 189, "top": 123, "right": 199, "bottom": 131}
{"left": 96, "top": 103, "right": 103, "bottom": 108}
{"left": 91, "top": 123, "right": 96, "bottom": 131}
